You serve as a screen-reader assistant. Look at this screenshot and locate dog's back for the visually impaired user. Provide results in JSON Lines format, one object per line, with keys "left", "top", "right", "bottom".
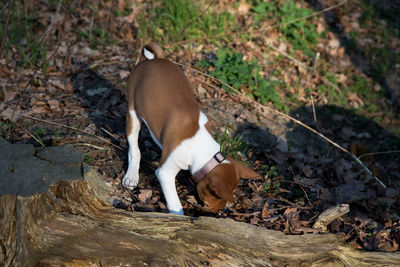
{"left": 127, "top": 43, "right": 201, "bottom": 161}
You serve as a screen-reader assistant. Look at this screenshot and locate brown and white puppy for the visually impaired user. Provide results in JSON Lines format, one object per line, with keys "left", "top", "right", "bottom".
{"left": 122, "top": 43, "right": 259, "bottom": 214}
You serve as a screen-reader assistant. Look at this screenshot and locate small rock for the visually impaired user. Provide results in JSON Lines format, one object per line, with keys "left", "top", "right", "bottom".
{"left": 275, "top": 138, "right": 288, "bottom": 153}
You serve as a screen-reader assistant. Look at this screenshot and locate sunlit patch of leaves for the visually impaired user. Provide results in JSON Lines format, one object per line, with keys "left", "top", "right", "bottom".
{"left": 141, "top": 0, "right": 234, "bottom": 44}
{"left": 252, "top": 0, "right": 323, "bottom": 58}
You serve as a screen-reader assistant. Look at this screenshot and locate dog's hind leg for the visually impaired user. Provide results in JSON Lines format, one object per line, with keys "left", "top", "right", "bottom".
{"left": 122, "top": 110, "right": 141, "bottom": 189}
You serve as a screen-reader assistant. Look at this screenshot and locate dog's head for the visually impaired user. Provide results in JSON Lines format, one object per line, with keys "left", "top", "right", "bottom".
{"left": 196, "top": 158, "right": 260, "bottom": 213}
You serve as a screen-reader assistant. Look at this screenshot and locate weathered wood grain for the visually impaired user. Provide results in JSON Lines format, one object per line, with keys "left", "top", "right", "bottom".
{"left": 1, "top": 169, "right": 399, "bottom": 266}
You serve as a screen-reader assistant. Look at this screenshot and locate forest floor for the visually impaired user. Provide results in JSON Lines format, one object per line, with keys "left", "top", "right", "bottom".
{"left": 1, "top": 0, "right": 400, "bottom": 252}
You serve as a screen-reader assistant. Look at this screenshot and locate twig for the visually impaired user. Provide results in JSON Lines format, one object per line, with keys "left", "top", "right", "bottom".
{"left": 275, "top": 205, "right": 310, "bottom": 210}
{"left": 100, "top": 126, "right": 126, "bottom": 147}
{"left": 88, "top": 60, "right": 121, "bottom": 70}
{"left": 105, "top": 0, "right": 113, "bottom": 38}
{"left": 279, "top": 0, "right": 347, "bottom": 30}
{"left": 73, "top": 143, "right": 109, "bottom": 151}
{"left": 313, "top": 52, "right": 320, "bottom": 74}
{"left": 231, "top": 211, "right": 261, "bottom": 217}
{"left": 39, "top": 0, "right": 63, "bottom": 47}
{"left": 175, "top": 62, "right": 387, "bottom": 189}
{"left": 266, "top": 41, "right": 309, "bottom": 70}
{"left": 358, "top": 150, "right": 400, "bottom": 160}
{"left": 18, "top": 113, "right": 124, "bottom": 151}
{"left": 290, "top": 169, "right": 312, "bottom": 207}
{"left": 191, "top": 74, "right": 218, "bottom": 89}
{"left": 15, "top": 121, "right": 45, "bottom": 148}
{"left": 0, "top": 1, "right": 10, "bottom": 14}
{"left": 135, "top": 40, "right": 144, "bottom": 65}
{"left": 310, "top": 95, "right": 318, "bottom": 128}
{"left": 276, "top": 198, "right": 311, "bottom": 210}
{"left": 0, "top": 0, "right": 14, "bottom": 59}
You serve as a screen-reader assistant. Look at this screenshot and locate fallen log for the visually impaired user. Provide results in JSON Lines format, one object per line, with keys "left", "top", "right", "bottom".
{"left": 0, "top": 167, "right": 399, "bottom": 266}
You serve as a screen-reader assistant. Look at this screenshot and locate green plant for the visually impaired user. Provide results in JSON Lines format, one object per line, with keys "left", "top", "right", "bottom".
{"left": 33, "top": 127, "right": 46, "bottom": 146}
{"left": 199, "top": 48, "right": 282, "bottom": 109}
{"left": 261, "top": 165, "right": 278, "bottom": 178}
{"left": 0, "top": 121, "right": 14, "bottom": 138}
{"left": 349, "top": 75, "right": 382, "bottom": 105}
{"left": 252, "top": 0, "right": 278, "bottom": 23}
{"left": 113, "top": 2, "right": 133, "bottom": 17}
{"left": 83, "top": 153, "right": 94, "bottom": 164}
{"left": 52, "top": 130, "right": 61, "bottom": 146}
{"left": 215, "top": 126, "right": 249, "bottom": 160}
{"left": 280, "top": 1, "right": 321, "bottom": 58}
{"left": 141, "top": 0, "right": 233, "bottom": 44}
{"left": 261, "top": 180, "right": 281, "bottom": 195}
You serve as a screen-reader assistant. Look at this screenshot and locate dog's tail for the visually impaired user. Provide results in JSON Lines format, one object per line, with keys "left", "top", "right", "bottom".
{"left": 140, "top": 42, "right": 165, "bottom": 62}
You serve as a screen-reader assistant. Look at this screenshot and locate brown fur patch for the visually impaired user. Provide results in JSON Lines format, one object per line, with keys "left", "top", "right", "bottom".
{"left": 127, "top": 58, "right": 200, "bottom": 164}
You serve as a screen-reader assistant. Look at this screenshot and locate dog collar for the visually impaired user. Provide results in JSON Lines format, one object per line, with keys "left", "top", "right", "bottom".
{"left": 192, "top": 152, "right": 226, "bottom": 183}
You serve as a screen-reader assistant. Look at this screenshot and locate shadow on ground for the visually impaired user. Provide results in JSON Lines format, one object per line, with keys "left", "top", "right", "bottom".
{"left": 234, "top": 103, "right": 400, "bottom": 219}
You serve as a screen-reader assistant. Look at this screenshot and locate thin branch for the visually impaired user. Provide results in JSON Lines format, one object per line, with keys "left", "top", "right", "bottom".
{"left": 100, "top": 126, "right": 126, "bottom": 148}
{"left": 278, "top": 0, "right": 347, "bottom": 30}
{"left": 266, "top": 41, "right": 309, "bottom": 70}
{"left": 0, "top": 0, "right": 14, "bottom": 59}
{"left": 38, "top": 0, "right": 63, "bottom": 48}
{"left": 88, "top": 60, "right": 121, "bottom": 70}
{"left": 277, "top": 198, "right": 311, "bottom": 210}
{"left": 290, "top": 169, "right": 312, "bottom": 207}
{"left": 15, "top": 121, "right": 45, "bottom": 148}
{"left": 310, "top": 95, "right": 318, "bottom": 128}
{"left": 230, "top": 211, "right": 261, "bottom": 217}
{"left": 175, "top": 62, "right": 387, "bottom": 189}
{"left": 358, "top": 150, "right": 400, "bottom": 160}
{"left": 0, "top": 1, "right": 10, "bottom": 14}
{"left": 74, "top": 143, "right": 109, "bottom": 151}
{"left": 19, "top": 113, "right": 124, "bottom": 151}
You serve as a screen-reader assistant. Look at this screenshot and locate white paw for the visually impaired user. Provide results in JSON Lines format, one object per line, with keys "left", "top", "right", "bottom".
{"left": 169, "top": 208, "right": 184, "bottom": 215}
{"left": 122, "top": 174, "right": 139, "bottom": 190}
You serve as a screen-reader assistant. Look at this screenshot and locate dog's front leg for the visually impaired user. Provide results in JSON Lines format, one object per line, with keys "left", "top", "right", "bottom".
{"left": 156, "top": 164, "right": 183, "bottom": 215}
{"left": 122, "top": 110, "right": 141, "bottom": 189}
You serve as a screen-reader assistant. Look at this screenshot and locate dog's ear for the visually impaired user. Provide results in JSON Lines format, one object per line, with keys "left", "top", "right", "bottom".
{"left": 229, "top": 158, "right": 261, "bottom": 179}
{"left": 211, "top": 179, "right": 234, "bottom": 203}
